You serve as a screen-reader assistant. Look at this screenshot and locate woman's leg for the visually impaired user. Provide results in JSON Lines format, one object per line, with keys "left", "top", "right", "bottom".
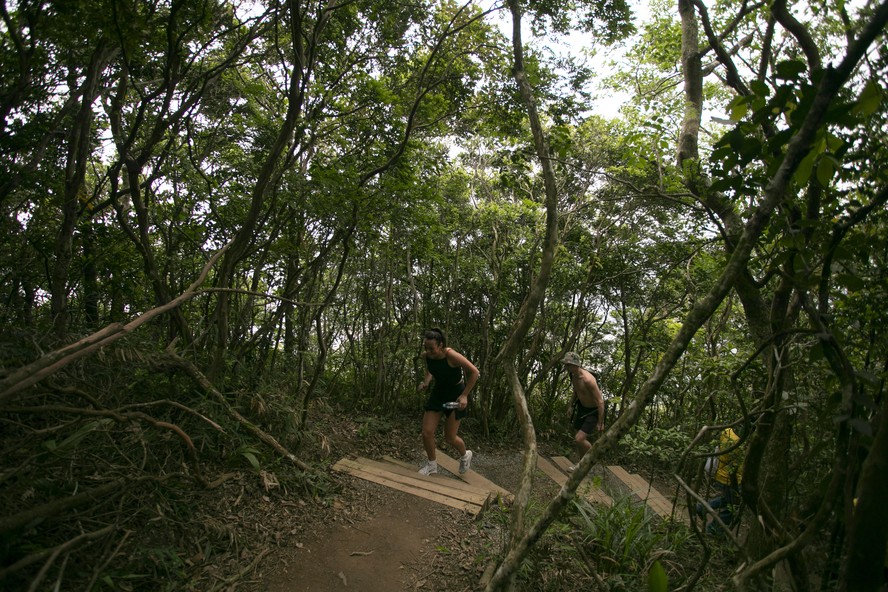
{"left": 421, "top": 411, "right": 441, "bottom": 460}
{"left": 443, "top": 413, "right": 466, "bottom": 457}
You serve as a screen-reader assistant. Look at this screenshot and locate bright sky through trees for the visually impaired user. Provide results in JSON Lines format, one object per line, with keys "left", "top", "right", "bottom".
{"left": 478, "top": 0, "right": 653, "bottom": 119}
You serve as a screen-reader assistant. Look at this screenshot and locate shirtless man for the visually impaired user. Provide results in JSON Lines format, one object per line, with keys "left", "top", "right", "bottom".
{"left": 562, "top": 352, "right": 605, "bottom": 466}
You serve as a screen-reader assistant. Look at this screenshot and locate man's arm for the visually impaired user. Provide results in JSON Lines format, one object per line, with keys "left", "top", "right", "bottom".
{"left": 588, "top": 374, "right": 605, "bottom": 431}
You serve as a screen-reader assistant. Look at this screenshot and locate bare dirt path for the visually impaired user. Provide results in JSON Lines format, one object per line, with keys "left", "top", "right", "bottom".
{"left": 262, "top": 487, "right": 442, "bottom": 591}
{"left": 252, "top": 450, "right": 525, "bottom": 592}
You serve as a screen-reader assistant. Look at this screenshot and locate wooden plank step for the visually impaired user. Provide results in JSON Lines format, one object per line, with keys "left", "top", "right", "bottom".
{"left": 535, "top": 456, "right": 611, "bottom": 506}
{"left": 332, "top": 458, "right": 483, "bottom": 515}
{"left": 627, "top": 473, "right": 674, "bottom": 517}
{"left": 549, "top": 456, "right": 574, "bottom": 474}
{"left": 606, "top": 465, "right": 681, "bottom": 521}
{"left": 551, "top": 456, "right": 613, "bottom": 506}
{"left": 434, "top": 449, "right": 513, "bottom": 498}
{"left": 536, "top": 455, "right": 567, "bottom": 486}
{"left": 636, "top": 477, "right": 688, "bottom": 523}
{"left": 338, "top": 458, "right": 490, "bottom": 506}
{"left": 381, "top": 455, "right": 418, "bottom": 471}
{"left": 382, "top": 455, "right": 511, "bottom": 501}
{"left": 360, "top": 457, "right": 495, "bottom": 498}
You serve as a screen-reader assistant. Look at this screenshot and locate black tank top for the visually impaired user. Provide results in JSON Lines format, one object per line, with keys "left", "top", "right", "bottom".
{"left": 426, "top": 352, "right": 463, "bottom": 395}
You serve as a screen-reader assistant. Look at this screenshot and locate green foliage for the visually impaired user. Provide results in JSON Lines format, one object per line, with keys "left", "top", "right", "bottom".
{"left": 355, "top": 416, "right": 396, "bottom": 438}
{"left": 525, "top": 0, "right": 636, "bottom": 42}
{"left": 620, "top": 426, "right": 692, "bottom": 468}
{"left": 647, "top": 560, "right": 669, "bottom": 592}
{"left": 234, "top": 445, "right": 262, "bottom": 472}
{"left": 125, "top": 545, "right": 186, "bottom": 590}
{"left": 43, "top": 419, "right": 113, "bottom": 456}
{"left": 570, "top": 495, "right": 676, "bottom": 588}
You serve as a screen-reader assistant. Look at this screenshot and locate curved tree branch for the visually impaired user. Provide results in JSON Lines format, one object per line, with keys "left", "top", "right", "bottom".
{"left": 161, "top": 352, "right": 313, "bottom": 473}
{"left": 771, "top": 0, "right": 822, "bottom": 73}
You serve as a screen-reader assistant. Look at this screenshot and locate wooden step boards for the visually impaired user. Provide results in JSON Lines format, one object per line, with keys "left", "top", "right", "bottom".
{"left": 535, "top": 455, "right": 612, "bottom": 506}
{"left": 605, "top": 465, "right": 688, "bottom": 524}
{"left": 534, "top": 456, "right": 687, "bottom": 524}
{"left": 332, "top": 451, "right": 511, "bottom": 517}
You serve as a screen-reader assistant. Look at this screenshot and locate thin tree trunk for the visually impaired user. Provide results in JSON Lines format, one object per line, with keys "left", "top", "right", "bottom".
{"left": 51, "top": 43, "right": 115, "bottom": 339}
{"left": 485, "top": 1, "right": 561, "bottom": 589}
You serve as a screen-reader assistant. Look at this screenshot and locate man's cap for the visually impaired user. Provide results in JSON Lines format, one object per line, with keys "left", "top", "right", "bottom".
{"left": 561, "top": 351, "right": 582, "bottom": 367}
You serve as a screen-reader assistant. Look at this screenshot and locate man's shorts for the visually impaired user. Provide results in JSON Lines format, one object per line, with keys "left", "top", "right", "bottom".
{"left": 572, "top": 402, "right": 606, "bottom": 434}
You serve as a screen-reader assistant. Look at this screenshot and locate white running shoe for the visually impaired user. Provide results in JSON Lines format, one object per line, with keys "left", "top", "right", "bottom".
{"left": 459, "top": 450, "right": 473, "bottom": 474}
{"left": 419, "top": 461, "right": 438, "bottom": 476}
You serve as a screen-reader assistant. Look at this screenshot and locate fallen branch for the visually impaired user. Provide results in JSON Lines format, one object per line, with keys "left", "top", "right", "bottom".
{"left": 0, "top": 524, "right": 116, "bottom": 586}
{"left": 0, "top": 240, "right": 231, "bottom": 403}
{"left": 85, "top": 529, "right": 132, "bottom": 591}
{"left": 161, "top": 352, "right": 313, "bottom": 473}
{"left": 1, "top": 403, "right": 235, "bottom": 487}
{"left": 207, "top": 547, "right": 271, "bottom": 592}
{"left": 119, "top": 399, "right": 226, "bottom": 433}
{"left": 0, "top": 480, "right": 125, "bottom": 536}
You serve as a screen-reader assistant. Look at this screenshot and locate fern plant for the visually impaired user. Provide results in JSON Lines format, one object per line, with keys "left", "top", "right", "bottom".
{"left": 570, "top": 495, "right": 671, "bottom": 589}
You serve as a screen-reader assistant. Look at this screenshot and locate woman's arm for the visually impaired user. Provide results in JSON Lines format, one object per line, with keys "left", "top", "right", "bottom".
{"left": 418, "top": 353, "right": 432, "bottom": 391}
{"left": 447, "top": 349, "right": 480, "bottom": 401}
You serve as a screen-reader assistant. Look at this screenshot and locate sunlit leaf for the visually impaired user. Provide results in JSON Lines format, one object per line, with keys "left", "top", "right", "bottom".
{"left": 729, "top": 99, "right": 748, "bottom": 122}
{"left": 241, "top": 451, "right": 260, "bottom": 471}
{"left": 794, "top": 150, "right": 816, "bottom": 185}
{"left": 816, "top": 155, "right": 838, "bottom": 187}
{"left": 852, "top": 79, "right": 883, "bottom": 117}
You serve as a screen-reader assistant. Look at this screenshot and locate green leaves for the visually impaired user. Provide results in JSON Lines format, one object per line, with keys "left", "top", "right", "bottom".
{"left": 44, "top": 419, "right": 113, "bottom": 455}
{"left": 549, "top": 123, "right": 574, "bottom": 159}
{"left": 793, "top": 130, "right": 845, "bottom": 187}
{"left": 852, "top": 79, "right": 883, "bottom": 118}
{"left": 775, "top": 59, "right": 807, "bottom": 81}
{"left": 647, "top": 560, "right": 668, "bottom": 592}
{"left": 235, "top": 445, "right": 262, "bottom": 472}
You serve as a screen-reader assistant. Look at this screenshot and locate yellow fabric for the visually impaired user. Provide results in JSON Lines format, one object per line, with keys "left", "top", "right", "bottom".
{"left": 715, "top": 428, "right": 744, "bottom": 486}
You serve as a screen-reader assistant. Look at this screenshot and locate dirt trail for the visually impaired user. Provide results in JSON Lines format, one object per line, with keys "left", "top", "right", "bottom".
{"left": 263, "top": 488, "right": 444, "bottom": 591}
{"left": 240, "top": 405, "right": 541, "bottom": 591}
{"left": 255, "top": 450, "right": 534, "bottom": 591}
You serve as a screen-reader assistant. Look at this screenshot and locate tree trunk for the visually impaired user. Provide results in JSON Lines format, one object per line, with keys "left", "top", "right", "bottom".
{"left": 483, "top": 1, "right": 560, "bottom": 589}
{"left": 51, "top": 44, "right": 113, "bottom": 339}
{"left": 841, "top": 392, "right": 888, "bottom": 592}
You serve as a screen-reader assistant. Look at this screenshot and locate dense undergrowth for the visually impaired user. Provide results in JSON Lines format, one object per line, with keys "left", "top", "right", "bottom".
{"left": 1, "top": 342, "right": 758, "bottom": 592}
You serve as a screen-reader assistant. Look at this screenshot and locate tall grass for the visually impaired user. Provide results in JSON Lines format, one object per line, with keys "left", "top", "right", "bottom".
{"left": 568, "top": 495, "right": 689, "bottom": 590}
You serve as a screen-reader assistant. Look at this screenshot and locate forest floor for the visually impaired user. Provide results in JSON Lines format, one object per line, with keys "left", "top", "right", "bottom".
{"left": 235, "top": 405, "right": 553, "bottom": 592}
{"left": 255, "top": 448, "right": 531, "bottom": 592}
{"left": 205, "top": 406, "right": 730, "bottom": 592}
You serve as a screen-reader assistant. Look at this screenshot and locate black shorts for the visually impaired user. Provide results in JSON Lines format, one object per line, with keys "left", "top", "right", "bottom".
{"left": 425, "top": 382, "right": 468, "bottom": 420}
{"left": 572, "top": 402, "right": 606, "bottom": 434}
